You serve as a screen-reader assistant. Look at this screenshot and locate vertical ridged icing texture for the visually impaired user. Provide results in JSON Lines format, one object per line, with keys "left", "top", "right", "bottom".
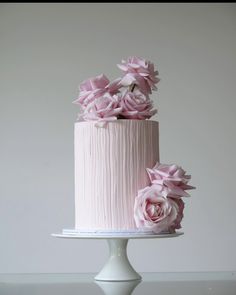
{"left": 74, "top": 120, "right": 159, "bottom": 231}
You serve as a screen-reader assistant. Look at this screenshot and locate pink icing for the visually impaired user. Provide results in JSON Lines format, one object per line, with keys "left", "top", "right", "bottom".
{"left": 74, "top": 120, "right": 159, "bottom": 230}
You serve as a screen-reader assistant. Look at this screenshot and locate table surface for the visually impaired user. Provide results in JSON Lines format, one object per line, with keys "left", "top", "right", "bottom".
{"left": 0, "top": 272, "right": 236, "bottom": 295}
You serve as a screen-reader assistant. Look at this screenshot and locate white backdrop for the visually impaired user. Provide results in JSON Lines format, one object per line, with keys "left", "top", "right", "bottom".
{"left": 1, "top": 3, "right": 236, "bottom": 273}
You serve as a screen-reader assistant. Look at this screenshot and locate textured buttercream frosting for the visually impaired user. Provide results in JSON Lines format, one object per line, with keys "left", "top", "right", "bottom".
{"left": 74, "top": 119, "right": 159, "bottom": 231}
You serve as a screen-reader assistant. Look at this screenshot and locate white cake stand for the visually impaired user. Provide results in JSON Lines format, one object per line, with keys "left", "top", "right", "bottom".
{"left": 52, "top": 230, "right": 183, "bottom": 282}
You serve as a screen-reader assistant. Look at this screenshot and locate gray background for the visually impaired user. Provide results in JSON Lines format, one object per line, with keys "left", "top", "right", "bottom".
{"left": 1, "top": 3, "right": 236, "bottom": 273}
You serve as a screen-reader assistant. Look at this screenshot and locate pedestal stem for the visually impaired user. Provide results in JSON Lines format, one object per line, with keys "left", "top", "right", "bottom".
{"left": 95, "top": 239, "right": 142, "bottom": 281}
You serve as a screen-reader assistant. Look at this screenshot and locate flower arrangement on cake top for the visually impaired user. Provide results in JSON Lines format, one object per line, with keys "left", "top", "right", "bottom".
{"left": 73, "top": 56, "right": 160, "bottom": 125}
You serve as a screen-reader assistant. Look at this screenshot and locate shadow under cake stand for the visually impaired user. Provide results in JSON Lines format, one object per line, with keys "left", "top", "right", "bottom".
{"left": 52, "top": 230, "right": 183, "bottom": 282}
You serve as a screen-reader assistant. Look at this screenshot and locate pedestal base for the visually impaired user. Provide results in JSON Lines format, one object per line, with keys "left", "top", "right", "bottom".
{"left": 95, "top": 239, "right": 141, "bottom": 281}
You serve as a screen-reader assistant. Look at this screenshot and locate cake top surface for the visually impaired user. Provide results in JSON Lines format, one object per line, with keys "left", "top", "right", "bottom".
{"left": 73, "top": 56, "right": 160, "bottom": 127}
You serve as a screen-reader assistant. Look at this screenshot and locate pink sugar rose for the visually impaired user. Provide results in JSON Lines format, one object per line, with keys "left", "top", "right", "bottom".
{"left": 134, "top": 186, "right": 184, "bottom": 234}
{"left": 74, "top": 74, "right": 121, "bottom": 107}
{"left": 168, "top": 197, "right": 184, "bottom": 232}
{"left": 117, "top": 56, "right": 160, "bottom": 95}
{"left": 80, "top": 93, "right": 122, "bottom": 123}
{"left": 147, "top": 162, "right": 195, "bottom": 198}
{"left": 119, "top": 89, "right": 157, "bottom": 120}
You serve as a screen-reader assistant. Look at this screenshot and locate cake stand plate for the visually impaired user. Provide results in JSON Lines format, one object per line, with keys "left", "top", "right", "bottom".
{"left": 52, "top": 231, "right": 183, "bottom": 282}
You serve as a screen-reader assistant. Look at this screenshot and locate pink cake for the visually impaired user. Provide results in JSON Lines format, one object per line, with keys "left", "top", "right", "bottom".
{"left": 72, "top": 56, "right": 195, "bottom": 234}
{"left": 74, "top": 120, "right": 159, "bottom": 231}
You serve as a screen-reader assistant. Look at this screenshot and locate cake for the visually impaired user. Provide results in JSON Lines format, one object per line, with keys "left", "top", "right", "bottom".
{"left": 72, "top": 56, "right": 195, "bottom": 234}
{"left": 74, "top": 119, "right": 159, "bottom": 231}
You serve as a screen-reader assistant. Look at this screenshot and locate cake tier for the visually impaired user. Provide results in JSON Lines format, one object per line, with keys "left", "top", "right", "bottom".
{"left": 74, "top": 120, "right": 159, "bottom": 231}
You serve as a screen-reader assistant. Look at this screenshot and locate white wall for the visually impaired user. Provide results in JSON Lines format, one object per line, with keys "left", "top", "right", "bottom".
{"left": 1, "top": 3, "right": 236, "bottom": 273}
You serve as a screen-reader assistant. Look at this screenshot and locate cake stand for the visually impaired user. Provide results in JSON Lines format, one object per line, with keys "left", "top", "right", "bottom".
{"left": 52, "top": 230, "right": 183, "bottom": 282}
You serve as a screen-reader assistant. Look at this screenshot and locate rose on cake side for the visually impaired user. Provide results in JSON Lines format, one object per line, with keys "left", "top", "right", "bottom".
{"left": 74, "top": 56, "right": 159, "bottom": 124}
{"left": 134, "top": 185, "right": 185, "bottom": 234}
{"left": 146, "top": 162, "right": 196, "bottom": 198}
{"left": 134, "top": 162, "right": 195, "bottom": 233}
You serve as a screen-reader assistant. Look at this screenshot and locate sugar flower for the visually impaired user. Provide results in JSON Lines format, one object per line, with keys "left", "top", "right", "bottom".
{"left": 117, "top": 56, "right": 160, "bottom": 95}
{"left": 74, "top": 57, "right": 160, "bottom": 123}
{"left": 146, "top": 162, "right": 195, "bottom": 198}
{"left": 80, "top": 93, "right": 122, "bottom": 124}
{"left": 74, "top": 74, "right": 121, "bottom": 108}
{"left": 134, "top": 186, "right": 184, "bottom": 234}
{"left": 119, "top": 89, "right": 157, "bottom": 120}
